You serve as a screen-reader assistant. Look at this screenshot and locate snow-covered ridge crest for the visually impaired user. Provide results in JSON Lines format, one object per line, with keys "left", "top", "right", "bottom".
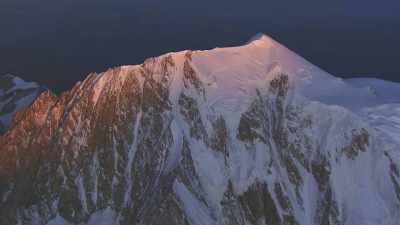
{"left": 88, "top": 32, "right": 399, "bottom": 115}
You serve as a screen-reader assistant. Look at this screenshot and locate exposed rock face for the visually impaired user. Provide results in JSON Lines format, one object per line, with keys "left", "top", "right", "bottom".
{"left": 1, "top": 34, "right": 399, "bottom": 225}
{"left": 0, "top": 74, "right": 45, "bottom": 134}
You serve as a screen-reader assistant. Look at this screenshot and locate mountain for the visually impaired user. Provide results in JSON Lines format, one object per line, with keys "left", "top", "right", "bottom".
{"left": 0, "top": 74, "right": 45, "bottom": 134}
{"left": 0, "top": 34, "right": 399, "bottom": 225}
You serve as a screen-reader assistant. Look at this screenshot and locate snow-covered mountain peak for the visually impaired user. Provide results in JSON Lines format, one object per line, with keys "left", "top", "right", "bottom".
{"left": 0, "top": 74, "right": 45, "bottom": 133}
{"left": 0, "top": 74, "right": 41, "bottom": 92}
{"left": 1, "top": 34, "right": 400, "bottom": 225}
{"left": 192, "top": 32, "right": 333, "bottom": 87}
{"left": 246, "top": 32, "right": 277, "bottom": 45}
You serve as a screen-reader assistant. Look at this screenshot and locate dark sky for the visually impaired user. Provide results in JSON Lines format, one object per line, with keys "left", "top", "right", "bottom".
{"left": 1, "top": 0, "right": 400, "bottom": 92}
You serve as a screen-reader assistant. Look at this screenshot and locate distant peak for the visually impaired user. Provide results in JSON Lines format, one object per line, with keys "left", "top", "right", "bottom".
{"left": 0, "top": 74, "right": 29, "bottom": 86}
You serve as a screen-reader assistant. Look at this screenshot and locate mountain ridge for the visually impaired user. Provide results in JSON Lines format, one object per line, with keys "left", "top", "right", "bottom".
{"left": 0, "top": 33, "right": 399, "bottom": 225}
